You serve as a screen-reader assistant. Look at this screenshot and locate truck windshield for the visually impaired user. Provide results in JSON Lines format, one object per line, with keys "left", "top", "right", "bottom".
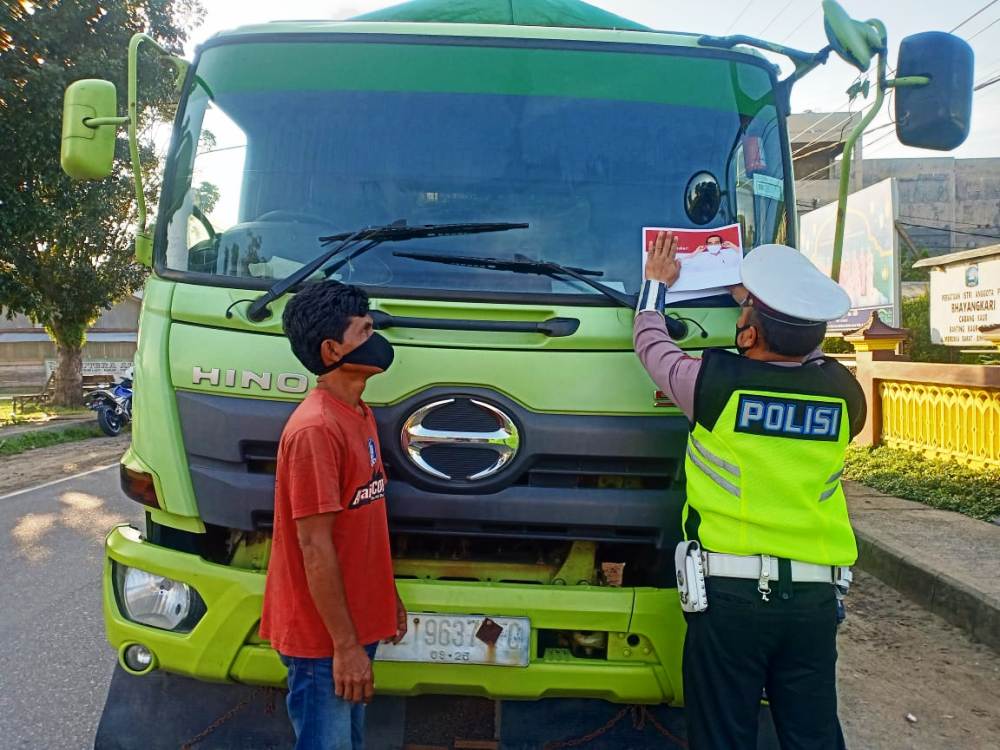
{"left": 161, "top": 38, "right": 789, "bottom": 300}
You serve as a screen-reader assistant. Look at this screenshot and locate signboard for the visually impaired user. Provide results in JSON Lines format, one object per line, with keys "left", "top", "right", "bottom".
{"left": 799, "top": 178, "right": 900, "bottom": 331}
{"left": 927, "top": 254, "right": 1000, "bottom": 346}
{"left": 44, "top": 360, "right": 132, "bottom": 379}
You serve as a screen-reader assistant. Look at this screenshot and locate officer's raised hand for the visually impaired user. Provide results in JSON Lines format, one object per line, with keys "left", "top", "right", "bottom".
{"left": 645, "top": 230, "right": 681, "bottom": 287}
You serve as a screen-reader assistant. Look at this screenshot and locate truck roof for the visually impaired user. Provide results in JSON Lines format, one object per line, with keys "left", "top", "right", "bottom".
{"left": 204, "top": 0, "right": 765, "bottom": 61}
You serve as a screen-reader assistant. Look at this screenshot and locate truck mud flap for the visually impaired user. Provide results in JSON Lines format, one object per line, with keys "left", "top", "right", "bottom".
{"left": 93, "top": 666, "right": 405, "bottom": 749}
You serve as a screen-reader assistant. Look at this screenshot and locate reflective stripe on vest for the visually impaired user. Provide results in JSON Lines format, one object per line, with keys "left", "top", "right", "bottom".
{"left": 686, "top": 438, "right": 741, "bottom": 498}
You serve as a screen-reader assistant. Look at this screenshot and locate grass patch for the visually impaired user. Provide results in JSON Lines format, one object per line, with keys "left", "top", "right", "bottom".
{"left": 0, "top": 424, "right": 105, "bottom": 457}
{"left": 0, "top": 399, "right": 89, "bottom": 427}
{"left": 845, "top": 445, "right": 1000, "bottom": 521}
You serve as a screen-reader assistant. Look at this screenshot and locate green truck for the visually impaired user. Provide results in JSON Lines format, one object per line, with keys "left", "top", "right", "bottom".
{"left": 60, "top": 0, "right": 972, "bottom": 745}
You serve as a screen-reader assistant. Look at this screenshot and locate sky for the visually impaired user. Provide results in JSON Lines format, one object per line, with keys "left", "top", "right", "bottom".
{"left": 180, "top": 0, "right": 1000, "bottom": 160}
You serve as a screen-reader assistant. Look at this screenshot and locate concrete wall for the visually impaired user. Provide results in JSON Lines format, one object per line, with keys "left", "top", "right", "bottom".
{"left": 0, "top": 297, "right": 141, "bottom": 333}
{"left": 0, "top": 297, "right": 141, "bottom": 392}
{"left": 856, "top": 157, "right": 998, "bottom": 254}
{"left": 0, "top": 340, "right": 137, "bottom": 393}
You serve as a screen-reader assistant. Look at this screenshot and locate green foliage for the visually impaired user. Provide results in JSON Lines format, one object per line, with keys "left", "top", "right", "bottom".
{"left": 822, "top": 336, "right": 853, "bottom": 354}
{"left": 0, "top": 423, "right": 105, "bottom": 456}
{"left": 900, "top": 248, "right": 930, "bottom": 282}
{"left": 845, "top": 445, "right": 1000, "bottom": 521}
{"left": 193, "top": 180, "right": 220, "bottom": 214}
{"left": 0, "top": 0, "right": 203, "bottom": 402}
{"left": 900, "top": 294, "right": 962, "bottom": 364}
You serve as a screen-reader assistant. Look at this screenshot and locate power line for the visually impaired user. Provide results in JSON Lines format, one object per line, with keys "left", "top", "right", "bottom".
{"left": 793, "top": 112, "right": 893, "bottom": 182}
{"left": 949, "top": 0, "right": 1000, "bottom": 33}
{"left": 779, "top": 6, "right": 819, "bottom": 43}
{"left": 794, "top": 155, "right": 846, "bottom": 183}
{"left": 862, "top": 127, "right": 897, "bottom": 153}
{"left": 967, "top": 14, "right": 1000, "bottom": 41}
{"left": 791, "top": 111, "right": 859, "bottom": 158}
{"left": 862, "top": 120, "right": 896, "bottom": 135}
{"left": 789, "top": 71, "right": 870, "bottom": 159}
{"left": 897, "top": 221, "right": 1000, "bottom": 240}
{"left": 975, "top": 73, "right": 1000, "bottom": 90}
{"left": 724, "top": 0, "right": 756, "bottom": 34}
{"left": 976, "top": 61, "right": 1000, "bottom": 83}
{"left": 758, "top": 0, "right": 796, "bottom": 38}
{"left": 790, "top": 114, "right": 893, "bottom": 165}
{"left": 899, "top": 213, "right": 998, "bottom": 228}
{"left": 792, "top": 139, "right": 847, "bottom": 166}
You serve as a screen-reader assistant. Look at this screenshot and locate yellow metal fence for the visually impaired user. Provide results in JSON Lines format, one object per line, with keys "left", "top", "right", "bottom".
{"left": 879, "top": 380, "right": 1000, "bottom": 469}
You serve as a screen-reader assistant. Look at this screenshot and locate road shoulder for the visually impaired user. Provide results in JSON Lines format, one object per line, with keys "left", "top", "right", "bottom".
{"left": 0, "top": 434, "right": 128, "bottom": 496}
{"left": 847, "top": 480, "right": 1000, "bottom": 653}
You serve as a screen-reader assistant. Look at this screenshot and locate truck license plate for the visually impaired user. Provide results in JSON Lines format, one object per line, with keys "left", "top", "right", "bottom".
{"left": 375, "top": 613, "right": 530, "bottom": 667}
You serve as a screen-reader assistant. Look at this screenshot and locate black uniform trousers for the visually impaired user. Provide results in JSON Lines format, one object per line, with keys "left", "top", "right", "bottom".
{"left": 682, "top": 576, "right": 846, "bottom": 750}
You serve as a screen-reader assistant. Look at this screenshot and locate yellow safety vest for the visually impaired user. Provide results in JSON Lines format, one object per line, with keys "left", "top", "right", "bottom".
{"left": 683, "top": 349, "right": 866, "bottom": 566}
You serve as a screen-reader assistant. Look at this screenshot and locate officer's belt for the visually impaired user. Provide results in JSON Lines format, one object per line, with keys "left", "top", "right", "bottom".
{"left": 704, "top": 551, "right": 835, "bottom": 583}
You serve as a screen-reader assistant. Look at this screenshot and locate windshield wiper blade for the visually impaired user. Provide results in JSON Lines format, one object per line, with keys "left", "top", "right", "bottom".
{"left": 317, "top": 222, "right": 529, "bottom": 245}
{"left": 393, "top": 251, "right": 633, "bottom": 307}
{"left": 245, "top": 221, "right": 528, "bottom": 322}
{"left": 395, "top": 251, "right": 689, "bottom": 339}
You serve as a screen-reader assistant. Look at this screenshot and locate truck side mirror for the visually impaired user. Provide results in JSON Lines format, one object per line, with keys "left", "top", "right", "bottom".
{"left": 61, "top": 79, "right": 120, "bottom": 180}
{"left": 894, "top": 32, "right": 974, "bottom": 151}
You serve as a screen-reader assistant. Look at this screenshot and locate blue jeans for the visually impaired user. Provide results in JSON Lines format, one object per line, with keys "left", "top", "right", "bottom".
{"left": 280, "top": 644, "right": 378, "bottom": 750}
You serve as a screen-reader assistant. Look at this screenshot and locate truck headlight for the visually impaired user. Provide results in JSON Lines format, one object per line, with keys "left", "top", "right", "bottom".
{"left": 113, "top": 564, "right": 205, "bottom": 632}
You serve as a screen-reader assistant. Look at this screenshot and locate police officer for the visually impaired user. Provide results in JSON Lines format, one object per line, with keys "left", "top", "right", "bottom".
{"left": 634, "top": 231, "right": 865, "bottom": 750}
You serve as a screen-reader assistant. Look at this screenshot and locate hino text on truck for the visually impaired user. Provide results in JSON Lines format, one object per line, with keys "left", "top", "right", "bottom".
{"left": 58, "top": 0, "right": 973, "bottom": 745}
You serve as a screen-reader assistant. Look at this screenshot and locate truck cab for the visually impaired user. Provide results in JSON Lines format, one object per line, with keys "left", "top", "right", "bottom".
{"left": 104, "top": 0, "right": 794, "bottom": 710}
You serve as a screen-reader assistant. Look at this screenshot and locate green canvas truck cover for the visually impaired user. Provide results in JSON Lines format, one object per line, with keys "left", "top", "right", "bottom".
{"left": 353, "top": 0, "right": 650, "bottom": 31}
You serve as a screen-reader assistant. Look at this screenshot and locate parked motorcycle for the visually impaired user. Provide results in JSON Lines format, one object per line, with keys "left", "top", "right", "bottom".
{"left": 85, "top": 371, "right": 133, "bottom": 437}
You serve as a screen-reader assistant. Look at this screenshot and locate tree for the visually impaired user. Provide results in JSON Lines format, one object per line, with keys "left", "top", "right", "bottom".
{"left": 900, "top": 294, "right": 962, "bottom": 364}
{"left": 0, "top": 0, "right": 203, "bottom": 405}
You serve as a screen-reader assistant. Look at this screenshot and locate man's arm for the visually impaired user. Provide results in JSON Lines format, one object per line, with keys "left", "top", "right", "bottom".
{"left": 296, "top": 512, "right": 374, "bottom": 704}
{"left": 636, "top": 231, "right": 702, "bottom": 420}
{"left": 634, "top": 302, "right": 700, "bottom": 421}
{"left": 386, "top": 586, "right": 408, "bottom": 645}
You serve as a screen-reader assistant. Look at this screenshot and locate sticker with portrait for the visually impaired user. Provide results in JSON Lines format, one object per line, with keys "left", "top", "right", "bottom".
{"left": 642, "top": 223, "right": 743, "bottom": 301}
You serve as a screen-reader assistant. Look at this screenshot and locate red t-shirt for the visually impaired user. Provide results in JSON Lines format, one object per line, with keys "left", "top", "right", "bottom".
{"left": 260, "top": 388, "right": 396, "bottom": 657}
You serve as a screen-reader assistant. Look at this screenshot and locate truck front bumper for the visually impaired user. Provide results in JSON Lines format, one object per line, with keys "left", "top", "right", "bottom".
{"left": 105, "top": 524, "right": 686, "bottom": 705}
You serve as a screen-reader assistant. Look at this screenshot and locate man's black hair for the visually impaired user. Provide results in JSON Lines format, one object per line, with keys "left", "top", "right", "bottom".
{"left": 283, "top": 281, "right": 370, "bottom": 374}
{"left": 706, "top": 234, "right": 723, "bottom": 243}
{"left": 750, "top": 308, "right": 826, "bottom": 357}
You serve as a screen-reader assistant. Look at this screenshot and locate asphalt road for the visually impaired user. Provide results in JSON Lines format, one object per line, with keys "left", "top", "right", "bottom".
{"left": 0, "top": 466, "right": 142, "bottom": 750}
{"left": 4, "top": 464, "right": 999, "bottom": 749}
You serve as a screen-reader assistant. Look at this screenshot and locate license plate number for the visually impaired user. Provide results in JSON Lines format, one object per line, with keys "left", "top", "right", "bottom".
{"left": 375, "top": 613, "right": 530, "bottom": 667}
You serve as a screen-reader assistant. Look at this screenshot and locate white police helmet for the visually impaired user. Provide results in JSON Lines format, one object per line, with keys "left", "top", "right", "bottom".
{"left": 740, "top": 244, "right": 851, "bottom": 323}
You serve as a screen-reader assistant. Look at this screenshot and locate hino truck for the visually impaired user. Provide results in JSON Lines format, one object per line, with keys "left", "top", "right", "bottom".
{"left": 59, "top": 0, "right": 972, "bottom": 745}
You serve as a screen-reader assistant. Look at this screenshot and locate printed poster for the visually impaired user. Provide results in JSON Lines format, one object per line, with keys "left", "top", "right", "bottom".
{"left": 642, "top": 224, "right": 743, "bottom": 302}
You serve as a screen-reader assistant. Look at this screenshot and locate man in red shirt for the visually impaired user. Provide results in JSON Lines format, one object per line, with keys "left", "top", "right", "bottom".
{"left": 261, "top": 281, "right": 406, "bottom": 750}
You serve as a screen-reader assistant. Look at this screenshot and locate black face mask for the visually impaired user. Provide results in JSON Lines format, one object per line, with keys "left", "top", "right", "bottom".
{"left": 734, "top": 323, "right": 754, "bottom": 356}
{"left": 319, "top": 333, "right": 395, "bottom": 375}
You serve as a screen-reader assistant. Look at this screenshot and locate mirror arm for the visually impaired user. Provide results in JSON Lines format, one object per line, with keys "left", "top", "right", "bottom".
{"left": 127, "top": 33, "right": 189, "bottom": 261}
{"left": 83, "top": 115, "right": 131, "bottom": 128}
{"left": 884, "top": 75, "right": 931, "bottom": 89}
{"left": 830, "top": 20, "right": 888, "bottom": 282}
{"left": 699, "top": 34, "right": 824, "bottom": 66}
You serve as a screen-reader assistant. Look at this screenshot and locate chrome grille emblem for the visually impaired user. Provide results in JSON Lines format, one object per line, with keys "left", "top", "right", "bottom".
{"left": 401, "top": 398, "right": 520, "bottom": 481}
